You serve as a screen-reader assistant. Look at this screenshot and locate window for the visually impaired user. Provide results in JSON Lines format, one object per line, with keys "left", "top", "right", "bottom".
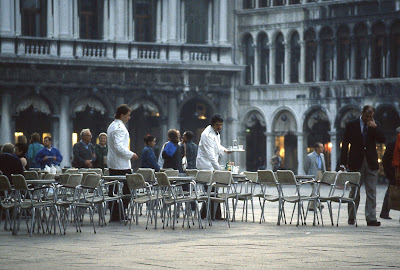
{"left": 390, "top": 21, "right": 400, "bottom": 77}
{"left": 337, "top": 25, "right": 351, "bottom": 80}
{"left": 371, "top": 22, "right": 386, "bottom": 78}
{"left": 134, "top": 0, "right": 156, "bottom": 42}
{"left": 354, "top": 23, "right": 368, "bottom": 79}
{"left": 243, "top": 0, "right": 255, "bottom": 9}
{"left": 275, "top": 33, "right": 285, "bottom": 84}
{"left": 305, "top": 29, "right": 316, "bottom": 82}
{"left": 79, "top": 0, "right": 103, "bottom": 39}
{"left": 272, "top": 0, "right": 284, "bottom": 6}
{"left": 185, "top": 0, "right": 208, "bottom": 44}
{"left": 244, "top": 35, "right": 255, "bottom": 85}
{"left": 21, "top": 0, "right": 47, "bottom": 37}
{"left": 290, "top": 32, "right": 300, "bottom": 83}
{"left": 258, "top": 34, "right": 269, "bottom": 84}
{"left": 259, "top": 0, "right": 269, "bottom": 7}
{"left": 320, "top": 27, "right": 334, "bottom": 81}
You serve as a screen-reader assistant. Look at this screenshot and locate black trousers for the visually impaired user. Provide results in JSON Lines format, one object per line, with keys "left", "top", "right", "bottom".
{"left": 109, "top": 168, "right": 132, "bottom": 221}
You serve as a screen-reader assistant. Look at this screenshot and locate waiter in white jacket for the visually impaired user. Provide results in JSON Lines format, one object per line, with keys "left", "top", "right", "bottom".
{"left": 197, "top": 114, "right": 231, "bottom": 219}
{"left": 107, "top": 104, "right": 138, "bottom": 221}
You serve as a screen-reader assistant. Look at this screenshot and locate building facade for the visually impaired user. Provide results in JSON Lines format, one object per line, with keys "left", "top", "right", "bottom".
{"left": 1, "top": 0, "right": 400, "bottom": 173}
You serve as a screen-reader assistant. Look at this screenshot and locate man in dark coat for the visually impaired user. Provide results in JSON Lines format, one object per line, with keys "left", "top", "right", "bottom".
{"left": 0, "top": 143, "right": 24, "bottom": 184}
{"left": 340, "top": 105, "right": 385, "bottom": 226}
{"left": 72, "top": 129, "right": 96, "bottom": 168}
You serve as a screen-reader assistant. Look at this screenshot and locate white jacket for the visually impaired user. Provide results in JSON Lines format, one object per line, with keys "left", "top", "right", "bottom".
{"left": 107, "top": 119, "right": 134, "bottom": 170}
{"left": 196, "top": 125, "right": 227, "bottom": 170}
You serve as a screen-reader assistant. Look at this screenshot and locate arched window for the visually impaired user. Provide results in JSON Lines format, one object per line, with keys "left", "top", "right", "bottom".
{"left": 354, "top": 23, "right": 368, "bottom": 79}
{"left": 185, "top": 0, "right": 207, "bottom": 44}
{"left": 290, "top": 32, "right": 300, "bottom": 83}
{"left": 134, "top": 0, "right": 156, "bottom": 42}
{"left": 21, "top": 0, "right": 47, "bottom": 37}
{"left": 305, "top": 29, "right": 316, "bottom": 82}
{"left": 371, "top": 22, "right": 387, "bottom": 78}
{"left": 244, "top": 35, "right": 255, "bottom": 85}
{"left": 320, "top": 27, "right": 334, "bottom": 81}
{"left": 258, "top": 33, "right": 269, "bottom": 84}
{"left": 337, "top": 25, "right": 351, "bottom": 80}
{"left": 79, "top": 0, "right": 104, "bottom": 40}
{"left": 275, "top": 33, "right": 285, "bottom": 84}
{"left": 390, "top": 21, "right": 400, "bottom": 77}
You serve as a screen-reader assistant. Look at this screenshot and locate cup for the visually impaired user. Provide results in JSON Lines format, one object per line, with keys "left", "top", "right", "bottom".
{"left": 233, "top": 139, "right": 238, "bottom": 150}
{"left": 238, "top": 145, "right": 244, "bottom": 150}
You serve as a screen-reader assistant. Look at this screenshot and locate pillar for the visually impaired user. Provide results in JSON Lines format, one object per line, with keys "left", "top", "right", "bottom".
{"left": 103, "top": 0, "right": 110, "bottom": 40}
{"left": 284, "top": 42, "right": 290, "bottom": 84}
{"left": 315, "top": 39, "right": 321, "bottom": 82}
{"left": 368, "top": 34, "right": 372, "bottom": 79}
{"left": 0, "top": 93, "right": 12, "bottom": 144}
{"left": 265, "top": 132, "right": 274, "bottom": 170}
{"left": 168, "top": 0, "right": 178, "bottom": 43}
{"left": 59, "top": 95, "right": 71, "bottom": 167}
{"left": 254, "top": 42, "right": 260, "bottom": 85}
{"left": 0, "top": 0, "right": 15, "bottom": 36}
{"left": 15, "top": 0, "right": 21, "bottom": 36}
{"left": 333, "top": 38, "right": 337, "bottom": 81}
{"left": 167, "top": 96, "right": 179, "bottom": 130}
{"left": 297, "top": 132, "right": 304, "bottom": 175}
{"left": 161, "top": 0, "right": 168, "bottom": 42}
{"left": 156, "top": 0, "right": 161, "bottom": 42}
{"left": 218, "top": 0, "right": 228, "bottom": 44}
{"left": 299, "top": 40, "right": 306, "bottom": 83}
{"left": 109, "top": 0, "right": 116, "bottom": 40}
{"left": 350, "top": 37, "right": 356, "bottom": 79}
{"left": 73, "top": 0, "right": 79, "bottom": 39}
{"left": 269, "top": 43, "right": 276, "bottom": 84}
{"left": 329, "top": 131, "right": 337, "bottom": 172}
{"left": 115, "top": 0, "right": 126, "bottom": 41}
{"left": 47, "top": 0, "right": 54, "bottom": 37}
{"left": 207, "top": 0, "right": 213, "bottom": 44}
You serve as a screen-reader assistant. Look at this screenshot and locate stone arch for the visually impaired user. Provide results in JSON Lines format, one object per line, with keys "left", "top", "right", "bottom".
{"left": 271, "top": 107, "right": 298, "bottom": 134}
{"left": 16, "top": 95, "right": 52, "bottom": 115}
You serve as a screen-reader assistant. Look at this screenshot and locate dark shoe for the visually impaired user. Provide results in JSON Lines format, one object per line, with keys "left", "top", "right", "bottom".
{"left": 367, "top": 220, "right": 381, "bottom": 226}
{"left": 348, "top": 219, "right": 355, "bottom": 225}
{"left": 380, "top": 214, "right": 392, "bottom": 220}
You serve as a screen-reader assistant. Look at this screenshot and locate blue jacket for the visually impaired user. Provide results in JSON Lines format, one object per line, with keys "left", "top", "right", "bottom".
{"left": 35, "top": 147, "right": 63, "bottom": 169}
{"left": 141, "top": 146, "right": 160, "bottom": 171}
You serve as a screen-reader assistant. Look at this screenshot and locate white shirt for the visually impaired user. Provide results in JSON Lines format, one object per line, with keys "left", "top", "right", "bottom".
{"left": 196, "top": 125, "right": 227, "bottom": 170}
{"left": 107, "top": 119, "right": 134, "bottom": 170}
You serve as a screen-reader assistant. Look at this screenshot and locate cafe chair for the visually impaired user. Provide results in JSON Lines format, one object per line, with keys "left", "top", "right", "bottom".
{"left": 137, "top": 168, "right": 156, "bottom": 183}
{"left": 311, "top": 171, "right": 337, "bottom": 226}
{"left": 23, "top": 171, "right": 39, "bottom": 180}
{"left": 88, "top": 168, "right": 103, "bottom": 176}
{"left": 185, "top": 169, "right": 198, "bottom": 178}
{"left": 0, "top": 175, "right": 14, "bottom": 231}
{"left": 237, "top": 171, "right": 257, "bottom": 222}
{"left": 164, "top": 170, "right": 179, "bottom": 177}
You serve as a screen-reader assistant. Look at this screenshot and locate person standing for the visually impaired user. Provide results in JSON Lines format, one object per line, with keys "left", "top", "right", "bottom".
{"left": 35, "top": 137, "right": 63, "bottom": 169}
{"left": 141, "top": 134, "right": 160, "bottom": 171}
{"left": 162, "top": 129, "right": 183, "bottom": 172}
{"left": 196, "top": 114, "right": 231, "bottom": 219}
{"left": 27, "top": 133, "right": 43, "bottom": 169}
{"left": 340, "top": 105, "right": 385, "bottom": 226}
{"left": 72, "top": 129, "right": 96, "bottom": 168}
{"left": 94, "top": 133, "right": 108, "bottom": 169}
{"left": 270, "top": 149, "right": 282, "bottom": 172}
{"left": 304, "top": 142, "right": 326, "bottom": 210}
{"left": 182, "top": 131, "right": 198, "bottom": 170}
{"left": 107, "top": 104, "right": 138, "bottom": 221}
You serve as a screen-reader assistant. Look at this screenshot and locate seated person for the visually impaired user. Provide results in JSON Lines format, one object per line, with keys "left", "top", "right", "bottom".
{"left": 0, "top": 143, "right": 24, "bottom": 183}
{"left": 35, "top": 137, "right": 63, "bottom": 169}
{"left": 141, "top": 134, "right": 160, "bottom": 172}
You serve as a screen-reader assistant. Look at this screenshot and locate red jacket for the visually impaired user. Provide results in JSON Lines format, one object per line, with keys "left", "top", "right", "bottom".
{"left": 393, "top": 133, "right": 400, "bottom": 167}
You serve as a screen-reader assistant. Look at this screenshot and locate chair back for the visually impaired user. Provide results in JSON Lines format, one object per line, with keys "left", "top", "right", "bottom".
{"left": 11, "top": 174, "right": 29, "bottom": 191}
{"left": 243, "top": 171, "right": 257, "bottom": 182}
{"left": 65, "top": 168, "right": 79, "bottom": 174}
{"left": 78, "top": 168, "right": 88, "bottom": 173}
{"left": 0, "top": 175, "right": 12, "bottom": 191}
{"left": 276, "top": 170, "right": 297, "bottom": 185}
{"left": 164, "top": 170, "right": 179, "bottom": 177}
{"left": 84, "top": 174, "right": 102, "bottom": 189}
{"left": 103, "top": 168, "right": 110, "bottom": 176}
{"left": 137, "top": 168, "right": 155, "bottom": 182}
{"left": 155, "top": 172, "right": 171, "bottom": 188}
{"left": 257, "top": 170, "right": 278, "bottom": 186}
{"left": 59, "top": 174, "right": 70, "bottom": 185}
{"left": 335, "top": 172, "right": 361, "bottom": 186}
{"left": 195, "top": 170, "right": 213, "bottom": 184}
{"left": 44, "top": 173, "right": 56, "bottom": 180}
{"left": 23, "top": 171, "right": 39, "bottom": 180}
{"left": 88, "top": 168, "right": 103, "bottom": 176}
{"left": 320, "top": 171, "right": 337, "bottom": 185}
{"left": 81, "top": 172, "right": 97, "bottom": 186}
{"left": 185, "top": 169, "right": 198, "bottom": 178}
{"left": 126, "top": 173, "right": 146, "bottom": 190}
{"left": 212, "top": 170, "right": 232, "bottom": 185}
{"left": 66, "top": 174, "right": 83, "bottom": 187}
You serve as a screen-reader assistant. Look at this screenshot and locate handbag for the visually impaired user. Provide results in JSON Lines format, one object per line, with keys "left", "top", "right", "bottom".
{"left": 182, "top": 143, "right": 187, "bottom": 171}
{"left": 389, "top": 184, "right": 400, "bottom": 211}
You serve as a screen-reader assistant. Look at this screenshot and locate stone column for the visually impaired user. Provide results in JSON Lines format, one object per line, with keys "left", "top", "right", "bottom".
{"left": 265, "top": 132, "right": 274, "bottom": 170}
{"left": 59, "top": 95, "right": 71, "bottom": 167}
{"left": 0, "top": 0, "right": 15, "bottom": 36}
{"left": 367, "top": 34, "right": 372, "bottom": 79}
{"left": 167, "top": 96, "right": 179, "bottom": 130}
{"left": 207, "top": 0, "right": 213, "bottom": 44}
{"left": 15, "top": 0, "right": 21, "bottom": 36}
{"left": 160, "top": 116, "right": 168, "bottom": 146}
{"left": 47, "top": 0, "right": 54, "bottom": 37}
{"left": 115, "top": 0, "right": 126, "bottom": 41}
{"left": 299, "top": 40, "right": 306, "bottom": 83}
{"left": 385, "top": 35, "right": 390, "bottom": 77}
{"left": 72, "top": 0, "right": 79, "bottom": 39}
{"left": 161, "top": 0, "right": 168, "bottom": 42}
{"left": 254, "top": 43, "right": 260, "bottom": 85}
{"left": 218, "top": 0, "right": 228, "bottom": 44}
{"left": 156, "top": 0, "right": 162, "bottom": 42}
{"left": 52, "top": 116, "right": 60, "bottom": 149}
{"left": 315, "top": 39, "right": 321, "bottom": 82}
{"left": 58, "top": 0, "right": 73, "bottom": 38}
{"left": 109, "top": 0, "right": 116, "bottom": 40}
{"left": 269, "top": 43, "right": 276, "bottom": 85}
{"left": 0, "top": 93, "right": 12, "bottom": 144}
{"left": 103, "top": 0, "right": 109, "bottom": 40}
{"left": 297, "top": 132, "right": 304, "bottom": 175}
{"left": 329, "top": 131, "right": 337, "bottom": 172}
{"left": 168, "top": 0, "right": 178, "bottom": 43}
{"left": 350, "top": 37, "right": 356, "bottom": 79}
{"left": 284, "top": 42, "right": 290, "bottom": 84}
{"left": 333, "top": 38, "right": 337, "bottom": 81}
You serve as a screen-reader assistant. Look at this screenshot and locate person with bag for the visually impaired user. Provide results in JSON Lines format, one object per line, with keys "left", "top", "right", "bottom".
{"left": 27, "top": 133, "right": 43, "bottom": 169}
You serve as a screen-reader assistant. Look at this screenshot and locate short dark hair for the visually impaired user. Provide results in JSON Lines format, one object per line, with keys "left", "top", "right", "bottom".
{"left": 144, "top": 134, "right": 156, "bottom": 145}
{"left": 274, "top": 149, "right": 280, "bottom": 154}
{"left": 115, "top": 104, "right": 131, "bottom": 119}
{"left": 183, "top": 131, "right": 194, "bottom": 141}
{"left": 314, "top": 142, "right": 323, "bottom": 149}
{"left": 362, "top": 105, "right": 375, "bottom": 114}
{"left": 15, "top": 142, "right": 28, "bottom": 154}
{"left": 211, "top": 114, "right": 223, "bottom": 125}
{"left": 167, "top": 129, "right": 179, "bottom": 144}
{"left": 30, "top": 133, "right": 41, "bottom": 143}
{"left": 44, "top": 136, "right": 52, "bottom": 142}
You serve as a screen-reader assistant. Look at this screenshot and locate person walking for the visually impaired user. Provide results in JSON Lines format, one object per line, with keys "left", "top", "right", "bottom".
{"left": 340, "top": 105, "right": 385, "bottom": 226}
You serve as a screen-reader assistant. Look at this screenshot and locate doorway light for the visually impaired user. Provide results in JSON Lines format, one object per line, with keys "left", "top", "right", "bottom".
{"left": 14, "top": 132, "right": 24, "bottom": 143}
{"left": 198, "top": 115, "right": 206, "bottom": 120}
{"left": 72, "top": 133, "right": 78, "bottom": 146}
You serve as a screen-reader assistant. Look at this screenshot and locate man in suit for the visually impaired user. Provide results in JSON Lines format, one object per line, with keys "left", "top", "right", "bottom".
{"left": 341, "top": 105, "right": 385, "bottom": 226}
{"left": 304, "top": 142, "right": 326, "bottom": 210}
{"left": 72, "top": 129, "right": 96, "bottom": 168}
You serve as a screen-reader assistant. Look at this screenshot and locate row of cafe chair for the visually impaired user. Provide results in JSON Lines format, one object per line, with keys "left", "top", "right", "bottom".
{"left": 0, "top": 167, "right": 362, "bottom": 236}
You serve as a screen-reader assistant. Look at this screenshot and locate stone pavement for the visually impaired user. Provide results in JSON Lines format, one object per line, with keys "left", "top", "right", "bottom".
{"left": 1, "top": 184, "right": 399, "bottom": 269}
